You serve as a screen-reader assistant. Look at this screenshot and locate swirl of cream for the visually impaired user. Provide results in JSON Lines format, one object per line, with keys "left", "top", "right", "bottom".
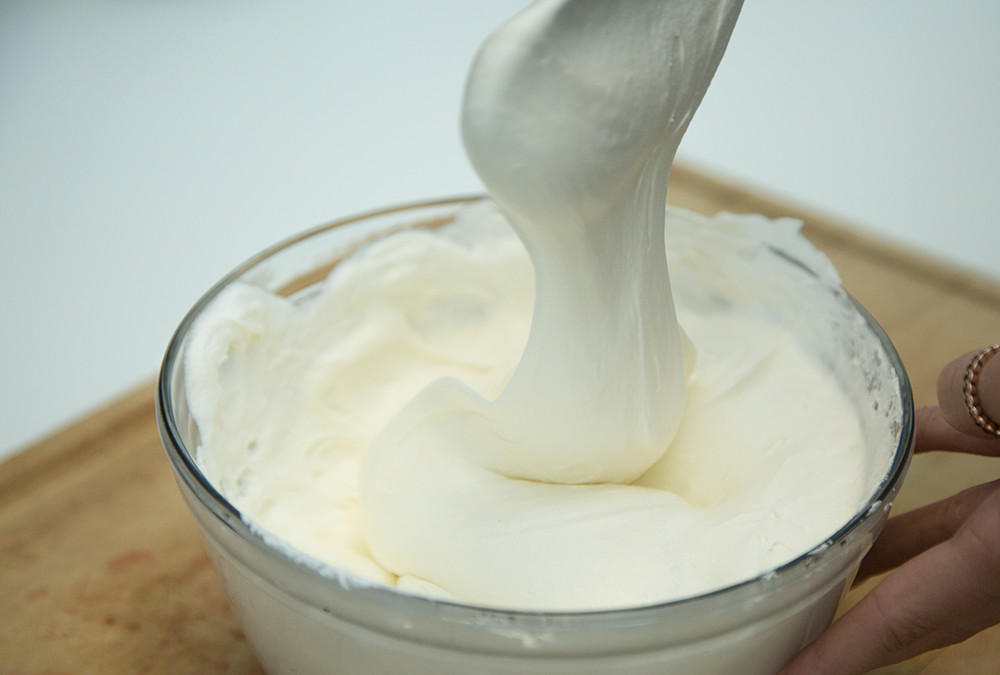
{"left": 361, "top": 0, "right": 742, "bottom": 609}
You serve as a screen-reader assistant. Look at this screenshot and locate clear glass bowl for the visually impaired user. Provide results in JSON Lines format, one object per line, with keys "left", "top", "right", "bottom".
{"left": 156, "top": 197, "right": 914, "bottom": 674}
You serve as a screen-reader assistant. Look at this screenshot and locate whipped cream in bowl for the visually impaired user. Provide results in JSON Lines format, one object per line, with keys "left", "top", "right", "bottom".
{"left": 157, "top": 1, "right": 914, "bottom": 672}
{"left": 157, "top": 196, "right": 912, "bottom": 674}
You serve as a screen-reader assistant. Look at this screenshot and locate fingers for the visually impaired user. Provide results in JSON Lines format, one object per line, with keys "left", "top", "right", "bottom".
{"left": 780, "top": 487, "right": 1000, "bottom": 675}
{"left": 915, "top": 406, "right": 1000, "bottom": 456}
{"left": 936, "top": 348, "right": 1000, "bottom": 438}
{"left": 784, "top": 347, "right": 1000, "bottom": 674}
{"left": 856, "top": 478, "right": 1000, "bottom": 581}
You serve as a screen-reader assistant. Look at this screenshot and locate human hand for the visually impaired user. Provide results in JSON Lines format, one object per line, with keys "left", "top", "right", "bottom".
{"left": 780, "top": 345, "right": 1000, "bottom": 675}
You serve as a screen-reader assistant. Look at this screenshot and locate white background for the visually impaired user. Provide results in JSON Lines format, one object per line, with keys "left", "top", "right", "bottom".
{"left": 2, "top": 0, "right": 998, "bottom": 458}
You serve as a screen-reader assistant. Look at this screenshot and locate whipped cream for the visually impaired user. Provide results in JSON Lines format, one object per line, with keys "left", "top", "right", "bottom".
{"left": 185, "top": 0, "right": 890, "bottom": 611}
{"left": 186, "top": 201, "right": 883, "bottom": 610}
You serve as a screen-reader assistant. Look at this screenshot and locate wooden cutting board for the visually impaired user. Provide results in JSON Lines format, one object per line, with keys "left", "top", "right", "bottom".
{"left": 2, "top": 165, "right": 999, "bottom": 674}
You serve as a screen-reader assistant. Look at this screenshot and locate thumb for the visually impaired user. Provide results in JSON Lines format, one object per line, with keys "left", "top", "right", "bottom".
{"left": 937, "top": 345, "right": 1000, "bottom": 438}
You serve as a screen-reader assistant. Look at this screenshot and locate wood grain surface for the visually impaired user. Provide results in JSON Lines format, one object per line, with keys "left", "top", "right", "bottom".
{"left": 2, "top": 165, "right": 998, "bottom": 674}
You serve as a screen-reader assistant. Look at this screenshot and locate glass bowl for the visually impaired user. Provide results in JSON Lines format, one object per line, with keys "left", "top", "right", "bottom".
{"left": 156, "top": 196, "right": 914, "bottom": 674}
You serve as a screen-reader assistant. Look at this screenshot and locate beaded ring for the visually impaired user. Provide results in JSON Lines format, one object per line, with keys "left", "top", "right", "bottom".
{"left": 964, "top": 344, "right": 1000, "bottom": 437}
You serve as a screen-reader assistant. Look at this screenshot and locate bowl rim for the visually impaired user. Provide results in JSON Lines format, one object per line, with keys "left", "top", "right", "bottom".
{"left": 156, "top": 194, "right": 915, "bottom": 623}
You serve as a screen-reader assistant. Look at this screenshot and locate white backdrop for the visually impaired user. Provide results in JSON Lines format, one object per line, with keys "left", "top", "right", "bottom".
{"left": 2, "top": 0, "right": 998, "bottom": 457}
